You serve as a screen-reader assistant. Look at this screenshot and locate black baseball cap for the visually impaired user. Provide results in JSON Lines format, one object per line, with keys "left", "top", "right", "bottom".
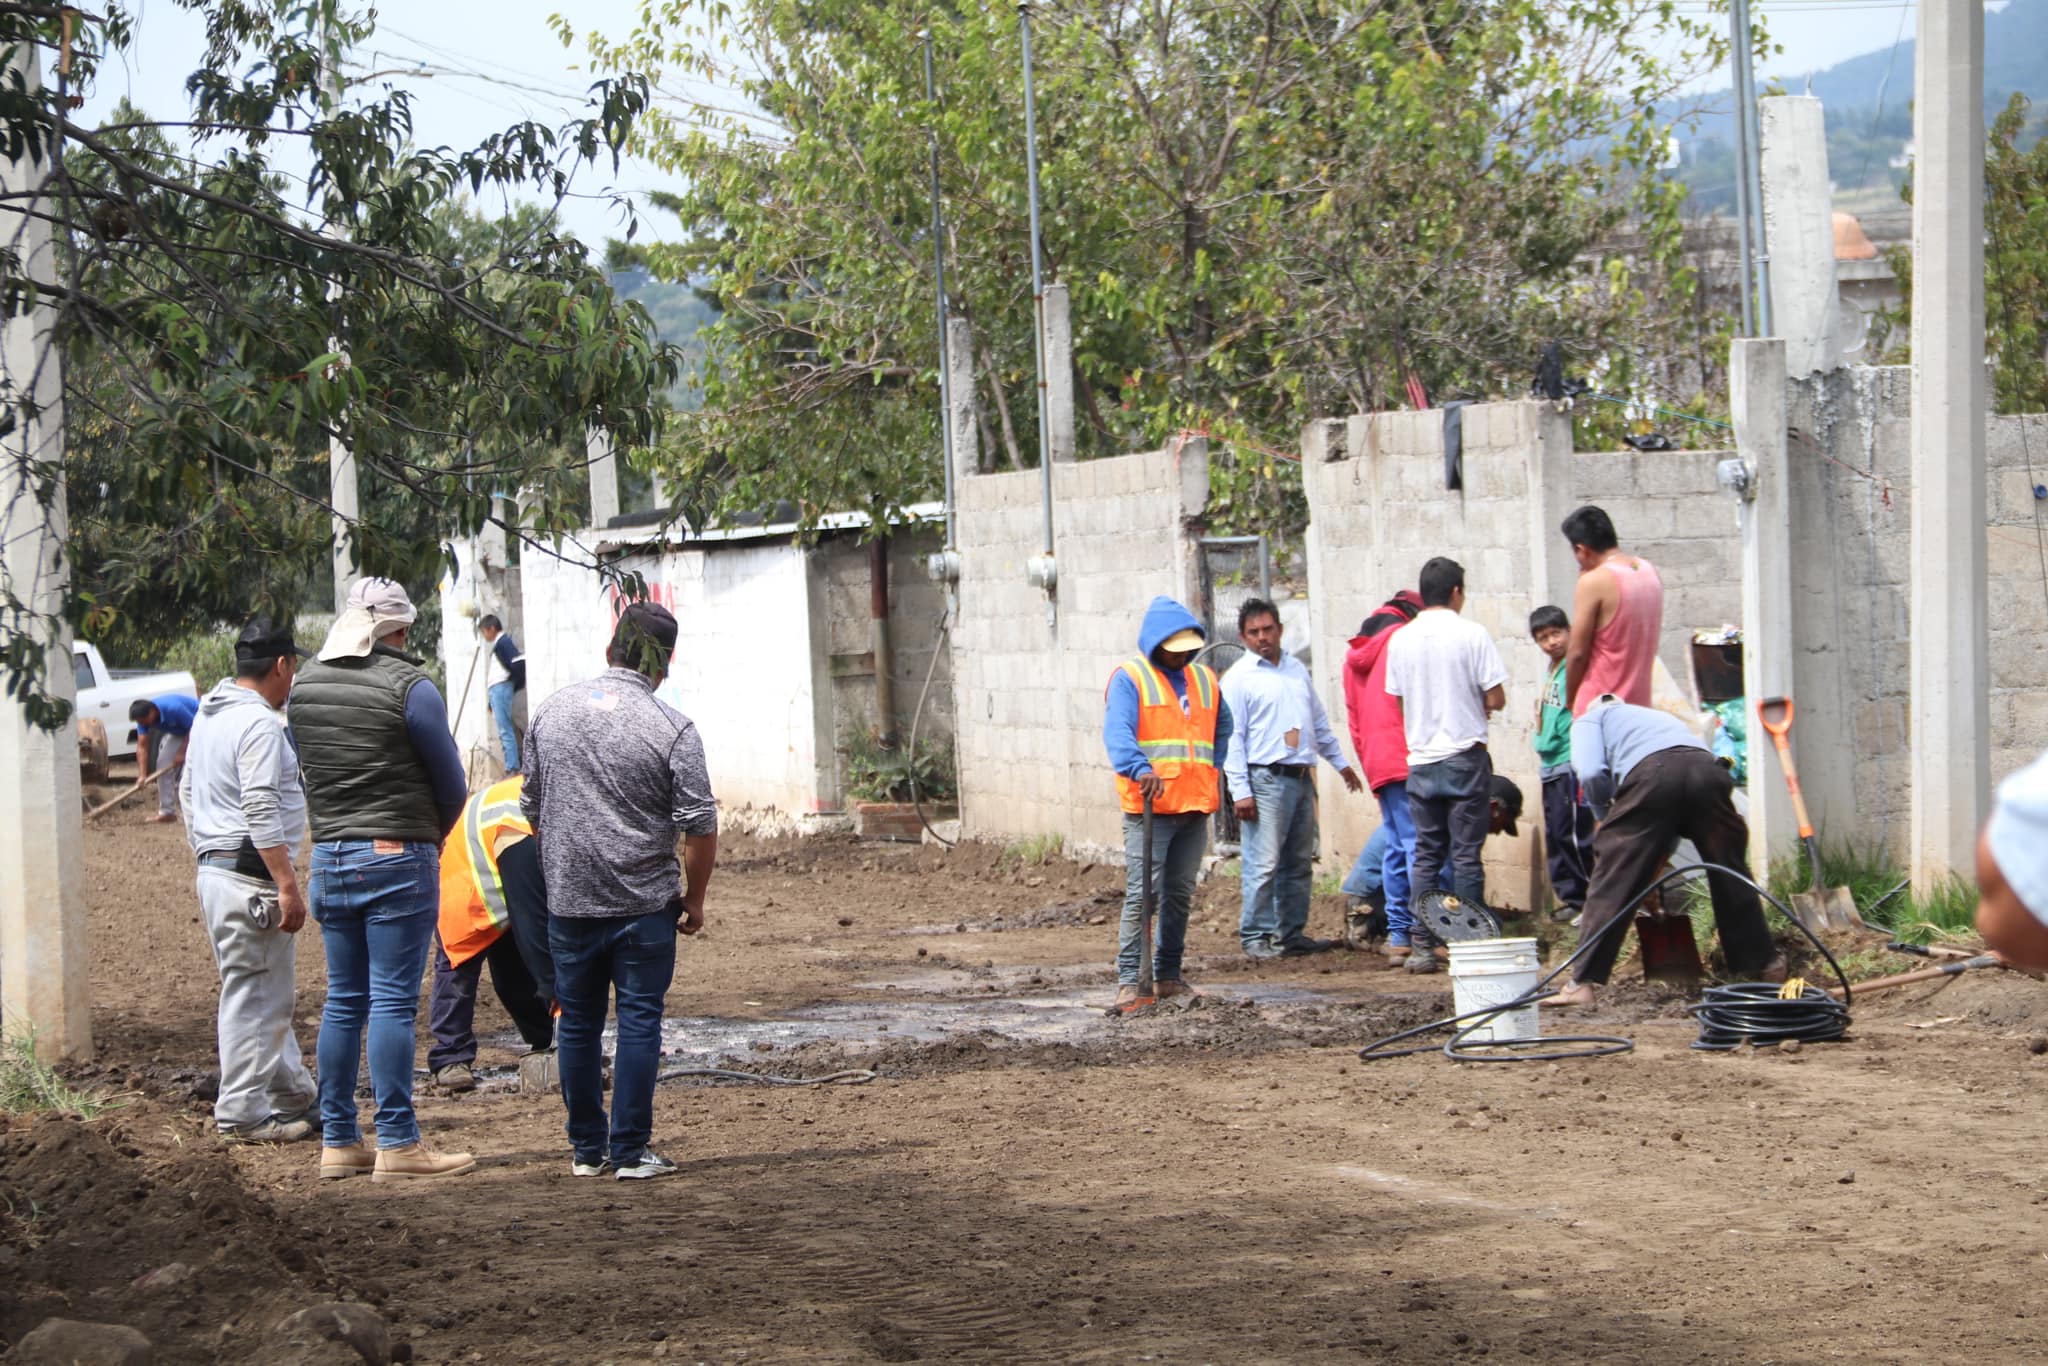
{"left": 235, "top": 616, "right": 309, "bottom": 663}
{"left": 1489, "top": 774, "right": 1524, "bottom": 836}
{"left": 610, "top": 601, "right": 679, "bottom": 672}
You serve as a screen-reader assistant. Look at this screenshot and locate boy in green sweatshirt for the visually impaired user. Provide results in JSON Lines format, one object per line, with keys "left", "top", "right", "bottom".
{"left": 1532, "top": 606, "right": 1593, "bottom": 919}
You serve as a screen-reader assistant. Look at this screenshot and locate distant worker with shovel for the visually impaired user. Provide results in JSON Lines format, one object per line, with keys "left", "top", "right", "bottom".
{"left": 1102, "top": 598, "right": 1234, "bottom": 1010}
{"left": 1543, "top": 698, "right": 1784, "bottom": 1008}
{"left": 132, "top": 692, "right": 199, "bottom": 824}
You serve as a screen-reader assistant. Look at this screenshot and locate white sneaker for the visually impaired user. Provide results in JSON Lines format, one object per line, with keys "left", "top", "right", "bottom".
{"left": 571, "top": 1159, "right": 612, "bottom": 1178}
{"left": 614, "top": 1151, "right": 679, "bottom": 1181}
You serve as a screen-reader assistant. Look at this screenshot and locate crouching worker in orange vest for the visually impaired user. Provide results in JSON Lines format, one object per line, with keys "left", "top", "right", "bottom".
{"left": 1102, "top": 597, "right": 1234, "bottom": 1010}
{"left": 428, "top": 776, "right": 557, "bottom": 1091}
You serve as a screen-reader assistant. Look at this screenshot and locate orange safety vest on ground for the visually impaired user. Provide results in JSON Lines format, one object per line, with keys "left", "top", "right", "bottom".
{"left": 437, "top": 775, "right": 531, "bottom": 968}
{"left": 1108, "top": 656, "right": 1222, "bottom": 816}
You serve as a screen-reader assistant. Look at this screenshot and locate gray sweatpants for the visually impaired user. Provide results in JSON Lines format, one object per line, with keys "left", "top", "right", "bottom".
{"left": 195, "top": 866, "right": 317, "bottom": 1131}
{"left": 156, "top": 733, "right": 187, "bottom": 816}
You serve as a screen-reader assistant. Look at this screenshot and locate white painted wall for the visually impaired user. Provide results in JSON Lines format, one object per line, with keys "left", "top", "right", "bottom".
{"left": 520, "top": 536, "right": 829, "bottom": 816}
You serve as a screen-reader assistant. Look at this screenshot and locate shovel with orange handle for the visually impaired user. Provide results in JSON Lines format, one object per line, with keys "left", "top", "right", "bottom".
{"left": 1757, "top": 697, "right": 1868, "bottom": 933}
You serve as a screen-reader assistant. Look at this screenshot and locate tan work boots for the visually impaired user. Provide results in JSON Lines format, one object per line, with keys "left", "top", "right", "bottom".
{"left": 320, "top": 1141, "right": 477, "bottom": 1182}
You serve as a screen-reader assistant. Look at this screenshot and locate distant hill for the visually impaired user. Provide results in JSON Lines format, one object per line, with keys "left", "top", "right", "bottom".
{"left": 610, "top": 265, "right": 715, "bottom": 411}
{"left": 1789, "top": 0, "right": 2045, "bottom": 115}
{"left": 1670, "top": 0, "right": 2047, "bottom": 212}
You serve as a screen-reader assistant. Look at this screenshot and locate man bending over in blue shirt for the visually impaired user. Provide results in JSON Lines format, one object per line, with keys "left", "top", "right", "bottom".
{"left": 1543, "top": 698, "right": 1784, "bottom": 1007}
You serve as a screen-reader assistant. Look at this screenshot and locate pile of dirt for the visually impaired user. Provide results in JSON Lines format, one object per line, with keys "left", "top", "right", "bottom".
{"left": 0, "top": 1102, "right": 313, "bottom": 1360}
{"left": 1872, "top": 968, "right": 2048, "bottom": 1031}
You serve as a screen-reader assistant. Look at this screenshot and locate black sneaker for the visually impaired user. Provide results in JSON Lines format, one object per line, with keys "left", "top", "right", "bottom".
{"left": 614, "top": 1151, "right": 680, "bottom": 1181}
{"left": 1281, "top": 936, "right": 1339, "bottom": 956}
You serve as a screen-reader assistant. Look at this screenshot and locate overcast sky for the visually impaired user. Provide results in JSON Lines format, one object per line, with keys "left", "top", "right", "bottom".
{"left": 80, "top": 0, "right": 1967, "bottom": 256}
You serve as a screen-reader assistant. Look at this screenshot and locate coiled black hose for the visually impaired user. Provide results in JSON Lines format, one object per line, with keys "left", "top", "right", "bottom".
{"left": 1689, "top": 983, "right": 1849, "bottom": 1050}
{"left": 1356, "top": 863, "right": 1854, "bottom": 1064}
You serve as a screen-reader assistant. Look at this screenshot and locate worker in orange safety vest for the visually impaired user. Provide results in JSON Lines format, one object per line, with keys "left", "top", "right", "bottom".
{"left": 1101, "top": 597, "right": 1234, "bottom": 1009}
{"left": 426, "top": 775, "right": 556, "bottom": 1091}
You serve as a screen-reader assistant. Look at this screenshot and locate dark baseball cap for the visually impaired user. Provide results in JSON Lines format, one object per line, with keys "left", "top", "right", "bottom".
{"left": 234, "top": 616, "right": 309, "bottom": 663}
{"left": 610, "top": 600, "right": 679, "bottom": 672}
{"left": 1489, "top": 774, "right": 1525, "bottom": 836}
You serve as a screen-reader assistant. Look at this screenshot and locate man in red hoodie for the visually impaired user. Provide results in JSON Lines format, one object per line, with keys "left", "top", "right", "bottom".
{"left": 1340, "top": 590, "right": 1429, "bottom": 963}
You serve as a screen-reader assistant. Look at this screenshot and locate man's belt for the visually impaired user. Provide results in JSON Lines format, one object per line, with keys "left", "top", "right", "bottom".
{"left": 1252, "top": 762, "right": 1313, "bottom": 779}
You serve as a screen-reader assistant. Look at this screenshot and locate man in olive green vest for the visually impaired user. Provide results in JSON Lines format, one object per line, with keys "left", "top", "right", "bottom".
{"left": 292, "top": 577, "right": 474, "bottom": 1183}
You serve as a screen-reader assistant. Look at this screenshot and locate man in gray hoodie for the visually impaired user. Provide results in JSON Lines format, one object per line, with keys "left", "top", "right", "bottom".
{"left": 179, "top": 617, "right": 318, "bottom": 1143}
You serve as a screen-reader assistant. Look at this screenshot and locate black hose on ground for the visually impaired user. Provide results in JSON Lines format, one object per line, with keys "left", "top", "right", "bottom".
{"left": 657, "top": 1067, "right": 877, "bottom": 1087}
{"left": 1355, "top": 863, "right": 1854, "bottom": 1064}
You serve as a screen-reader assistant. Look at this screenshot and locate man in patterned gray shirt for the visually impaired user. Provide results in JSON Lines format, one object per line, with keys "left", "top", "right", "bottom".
{"left": 521, "top": 601, "right": 719, "bottom": 1181}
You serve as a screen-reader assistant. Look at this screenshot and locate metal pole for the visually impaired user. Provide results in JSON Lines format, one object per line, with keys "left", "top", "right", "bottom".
{"left": 1726, "top": 0, "right": 1755, "bottom": 336}
{"left": 923, "top": 31, "right": 958, "bottom": 553}
{"left": 1018, "top": 3, "right": 1054, "bottom": 559}
{"left": 1733, "top": 0, "right": 1773, "bottom": 335}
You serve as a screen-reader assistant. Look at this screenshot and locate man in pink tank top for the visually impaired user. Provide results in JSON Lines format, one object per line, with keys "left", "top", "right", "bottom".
{"left": 1561, "top": 505, "right": 1664, "bottom": 717}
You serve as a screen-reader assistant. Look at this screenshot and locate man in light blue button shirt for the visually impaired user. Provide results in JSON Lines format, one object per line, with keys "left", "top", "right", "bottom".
{"left": 1221, "top": 598, "right": 1363, "bottom": 958}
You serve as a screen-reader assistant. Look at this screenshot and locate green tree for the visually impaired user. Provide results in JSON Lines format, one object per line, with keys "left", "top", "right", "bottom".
{"left": 562, "top": 0, "right": 1727, "bottom": 532}
{"left": 1, "top": 1, "right": 683, "bottom": 725}
{"left": 1872, "top": 94, "right": 2048, "bottom": 413}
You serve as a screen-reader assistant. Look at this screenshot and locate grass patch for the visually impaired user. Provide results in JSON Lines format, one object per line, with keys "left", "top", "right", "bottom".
{"left": 1001, "top": 832, "right": 1066, "bottom": 868}
{"left": 1677, "top": 842, "right": 1981, "bottom": 979}
{"left": 0, "top": 1033, "right": 123, "bottom": 1120}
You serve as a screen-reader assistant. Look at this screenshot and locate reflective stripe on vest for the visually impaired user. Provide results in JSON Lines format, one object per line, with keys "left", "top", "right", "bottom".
{"left": 462, "top": 777, "right": 531, "bottom": 935}
{"left": 1121, "top": 659, "right": 1218, "bottom": 767}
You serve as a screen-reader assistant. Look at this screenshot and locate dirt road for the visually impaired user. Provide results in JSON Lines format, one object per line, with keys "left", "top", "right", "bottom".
{"left": 8, "top": 818, "right": 2048, "bottom": 1363}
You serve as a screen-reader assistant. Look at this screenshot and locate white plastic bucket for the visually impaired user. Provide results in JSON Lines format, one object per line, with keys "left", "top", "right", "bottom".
{"left": 1446, "top": 937, "right": 1542, "bottom": 1044}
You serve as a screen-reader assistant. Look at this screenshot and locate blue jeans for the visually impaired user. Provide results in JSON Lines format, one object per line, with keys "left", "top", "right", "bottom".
{"left": 1408, "top": 747, "right": 1492, "bottom": 911}
{"left": 1345, "top": 783, "right": 1411, "bottom": 944}
{"left": 550, "top": 910, "right": 678, "bottom": 1166}
{"left": 1118, "top": 810, "right": 1208, "bottom": 984}
{"left": 1237, "top": 767, "right": 1318, "bottom": 947}
{"left": 489, "top": 680, "right": 520, "bottom": 773}
{"left": 311, "top": 841, "right": 440, "bottom": 1149}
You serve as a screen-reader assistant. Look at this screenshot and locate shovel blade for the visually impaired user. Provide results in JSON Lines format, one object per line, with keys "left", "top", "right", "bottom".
{"left": 1635, "top": 910, "right": 1706, "bottom": 984}
{"left": 1791, "top": 886, "right": 1868, "bottom": 935}
{"left": 1816, "top": 885, "right": 1868, "bottom": 933}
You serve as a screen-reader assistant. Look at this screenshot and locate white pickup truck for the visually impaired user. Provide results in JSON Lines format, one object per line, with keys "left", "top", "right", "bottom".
{"left": 72, "top": 642, "right": 198, "bottom": 760}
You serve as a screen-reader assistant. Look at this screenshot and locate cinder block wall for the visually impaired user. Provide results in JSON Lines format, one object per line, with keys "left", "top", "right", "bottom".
{"left": 951, "top": 445, "right": 1209, "bottom": 853}
{"left": 1786, "top": 366, "right": 2048, "bottom": 863}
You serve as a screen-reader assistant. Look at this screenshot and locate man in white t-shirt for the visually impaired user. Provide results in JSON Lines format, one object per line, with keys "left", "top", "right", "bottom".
{"left": 1383, "top": 557, "right": 1508, "bottom": 966}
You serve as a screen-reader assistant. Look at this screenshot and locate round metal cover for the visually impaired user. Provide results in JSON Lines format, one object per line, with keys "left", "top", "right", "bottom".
{"left": 1414, "top": 888, "right": 1502, "bottom": 943}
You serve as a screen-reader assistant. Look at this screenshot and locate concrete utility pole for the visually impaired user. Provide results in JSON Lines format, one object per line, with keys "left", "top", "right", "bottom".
{"left": 324, "top": 14, "right": 358, "bottom": 612}
{"left": 0, "top": 42, "right": 91, "bottom": 1061}
{"left": 585, "top": 427, "right": 620, "bottom": 531}
{"left": 1730, "top": 338, "right": 1796, "bottom": 873}
{"left": 1907, "top": 0, "right": 1989, "bottom": 891}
